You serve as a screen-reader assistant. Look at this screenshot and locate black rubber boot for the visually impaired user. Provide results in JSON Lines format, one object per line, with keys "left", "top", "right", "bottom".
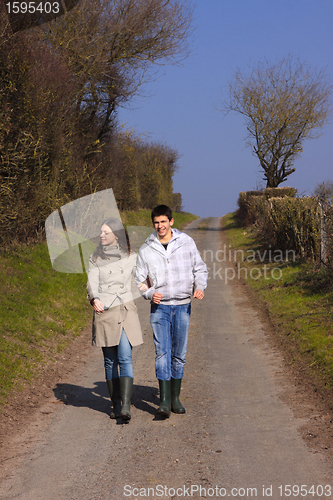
{"left": 156, "top": 380, "right": 171, "bottom": 418}
{"left": 171, "top": 378, "right": 185, "bottom": 414}
{"left": 119, "top": 377, "right": 133, "bottom": 421}
{"left": 106, "top": 378, "right": 121, "bottom": 419}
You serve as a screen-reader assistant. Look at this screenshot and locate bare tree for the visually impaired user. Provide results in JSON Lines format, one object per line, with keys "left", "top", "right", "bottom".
{"left": 222, "top": 57, "right": 333, "bottom": 188}
{"left": 313, "top": 180, "right": 333, "bottom": 204}
{"left": 0, "top": 1, "right": 190, "bottom": 245}
{"left": 43, "top": 0, "right": 194, "bottom": 141}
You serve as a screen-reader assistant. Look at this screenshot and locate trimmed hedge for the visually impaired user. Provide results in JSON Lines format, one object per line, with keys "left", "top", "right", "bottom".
{"left": 256, "top": 196, "right": 320, "bottom": 258}
{"left": 237, "top": 187, "right": 298, "bottom": 225}
{"left": 238, "top": 188, "right": 333, "bottom": 265}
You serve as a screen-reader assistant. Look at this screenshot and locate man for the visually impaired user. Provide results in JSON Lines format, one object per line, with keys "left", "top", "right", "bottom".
{"left": 135, "top": 205, "right": 208, "bottom": 417}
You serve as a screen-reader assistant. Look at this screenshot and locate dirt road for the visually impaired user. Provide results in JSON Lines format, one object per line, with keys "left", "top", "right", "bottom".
{"left": 1, "top": 218, "right": 332, "bottom": 499}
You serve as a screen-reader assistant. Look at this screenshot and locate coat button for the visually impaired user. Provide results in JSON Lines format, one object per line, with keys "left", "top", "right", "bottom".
{"left": 109, "top": 270, "right": 113, "bottom": 274}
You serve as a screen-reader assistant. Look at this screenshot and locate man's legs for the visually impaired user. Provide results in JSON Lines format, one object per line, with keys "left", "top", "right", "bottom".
{"left": 170, "top": 303, "right": 191, "bottom": 379}
{"left": 170, "top": 303, "right": 191, "bottom": 413}
{"left": 150, "top": 304, "right": 172, "bottom": 416}
{"left": 150, "top": 304, "right": 172, "bottom": 380}
{"left": 150, "top": 303, "right": 191, "bottom": 416}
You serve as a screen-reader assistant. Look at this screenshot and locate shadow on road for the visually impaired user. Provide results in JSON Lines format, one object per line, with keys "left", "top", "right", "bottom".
{"left": 52, "top": 382, "right": 158, "bottom": 417}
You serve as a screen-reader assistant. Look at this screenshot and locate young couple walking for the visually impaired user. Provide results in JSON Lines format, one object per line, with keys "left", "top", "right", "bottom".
{"left": 87, "top": 205, "right": 208, "bottom": 421}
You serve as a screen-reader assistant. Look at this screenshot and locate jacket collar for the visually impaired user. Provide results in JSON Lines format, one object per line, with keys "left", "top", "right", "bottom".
{"left": 145, "top": 228, "right": 184, "bottom": 255}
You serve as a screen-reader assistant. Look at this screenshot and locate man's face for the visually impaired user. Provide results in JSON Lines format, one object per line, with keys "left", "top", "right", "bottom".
{"left": 153, "top": 215, "right": 174, "bottom": 241}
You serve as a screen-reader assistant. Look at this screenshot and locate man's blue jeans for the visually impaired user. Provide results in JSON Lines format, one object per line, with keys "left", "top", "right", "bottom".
{"left": 102, "top": 329, "right": 133, "bottom": 379}
{"left": 150, "top": 303, "right": 191, "bottom": 380}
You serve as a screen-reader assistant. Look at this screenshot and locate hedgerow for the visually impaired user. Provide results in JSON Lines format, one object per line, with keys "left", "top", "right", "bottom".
{"left": 238, "top": 188, "right": 333, "bottom": 269}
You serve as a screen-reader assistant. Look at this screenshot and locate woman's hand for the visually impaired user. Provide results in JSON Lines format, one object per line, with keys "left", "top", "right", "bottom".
{"left": 138, "top": 283, "right": 148, "bottom": 292}
{"left": 93, "top": 299, "right": 104, "bottom": 312}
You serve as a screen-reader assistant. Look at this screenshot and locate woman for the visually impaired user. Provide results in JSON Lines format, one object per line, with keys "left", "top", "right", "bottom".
{"left": 87, "top": 218, "right": 143, "bottom": 421}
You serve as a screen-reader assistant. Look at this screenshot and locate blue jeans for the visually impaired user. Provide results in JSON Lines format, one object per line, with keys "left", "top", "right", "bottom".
{"left": 102, "top": 329, "right": 133, "bottom": 379}
{"left": 150, "top": 303, "right": 191, "bottom": 380}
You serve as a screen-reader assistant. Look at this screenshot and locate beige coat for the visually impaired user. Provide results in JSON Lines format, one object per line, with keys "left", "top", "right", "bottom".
{"left": 87, "top": 245, "right": 143, "bottom": 348}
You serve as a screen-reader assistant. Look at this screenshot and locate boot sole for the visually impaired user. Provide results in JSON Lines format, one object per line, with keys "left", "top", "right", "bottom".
{"left": 110, "top": 412, "right": 121, "bottom": 419}
{"left": 120, "top": 413, "right": 131, "bottom": 421}
{"left": 171, "top": 408, "right": 185, "bottom": 414}
{"left": 156, "top": 408, "right": 171, "bottom": 418}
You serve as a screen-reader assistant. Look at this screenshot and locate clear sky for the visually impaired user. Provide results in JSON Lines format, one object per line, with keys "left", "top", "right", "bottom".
{"left": 118, "top": 0, "right": 333, "bottom": 217}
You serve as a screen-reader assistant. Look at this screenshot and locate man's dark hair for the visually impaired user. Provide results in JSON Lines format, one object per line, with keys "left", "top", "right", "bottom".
{"left": 151, "top": 205, "right": 173, "bottom": 222}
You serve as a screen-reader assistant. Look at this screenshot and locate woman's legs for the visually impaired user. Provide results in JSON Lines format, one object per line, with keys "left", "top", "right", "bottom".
{"left": 101, "top": 329, "right": 133, "bottom": 378}
{"left": 118, "top": 329, "right": 133, "bottom": 378}
{"left": 118, "top": 329, "right": 133, "bottom": 421}
{"left": 102, "top": 346, "right": 120, "bottom": 419}
{"left": 102, "top": 346, "right": 119, "bottom": 380}
{"left": 102, "top": 330, "right": 134, "bottom": 421}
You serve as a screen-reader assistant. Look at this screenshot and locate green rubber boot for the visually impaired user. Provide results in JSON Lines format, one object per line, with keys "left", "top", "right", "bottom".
{"left": 119, "top": 377, "right": 133, "bottom": 421}
{"left": 156, "top": 380, "right": 171, "bottom": 418}
{"left": 106, "top": 378, "right": 121, "bottom": 419}
{"left": 171, "top": 378, "right": 185, "bottom": 414}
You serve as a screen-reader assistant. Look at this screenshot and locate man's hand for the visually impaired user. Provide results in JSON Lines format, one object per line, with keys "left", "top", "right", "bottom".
{"left": 93, "top": 299, "right": 105, "bottom": 312}
{"left": 152, "top": 293, "right": 163, "bottom": 304}
{"left": 193, "top": 290, "right": 204, "bottom": 300}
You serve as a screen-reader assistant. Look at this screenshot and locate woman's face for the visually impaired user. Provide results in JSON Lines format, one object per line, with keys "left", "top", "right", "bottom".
{"left": 100, "top": 224, "right": 118, "bottom": 246}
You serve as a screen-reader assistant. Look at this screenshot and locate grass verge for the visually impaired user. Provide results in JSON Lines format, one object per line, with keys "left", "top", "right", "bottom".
{"left": 0, "top": 210, "right": 197, "bottom": 406}
{"left": 0, "top": 243, "right": 91, "bottom": 405}
{"left": 222, "top": 212, "right": 333, "bottom": 395}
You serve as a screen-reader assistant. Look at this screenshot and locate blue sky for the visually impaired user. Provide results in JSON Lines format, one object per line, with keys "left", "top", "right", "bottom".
{"left": 118, "top": 0, "right": 333, "bottom": 217}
